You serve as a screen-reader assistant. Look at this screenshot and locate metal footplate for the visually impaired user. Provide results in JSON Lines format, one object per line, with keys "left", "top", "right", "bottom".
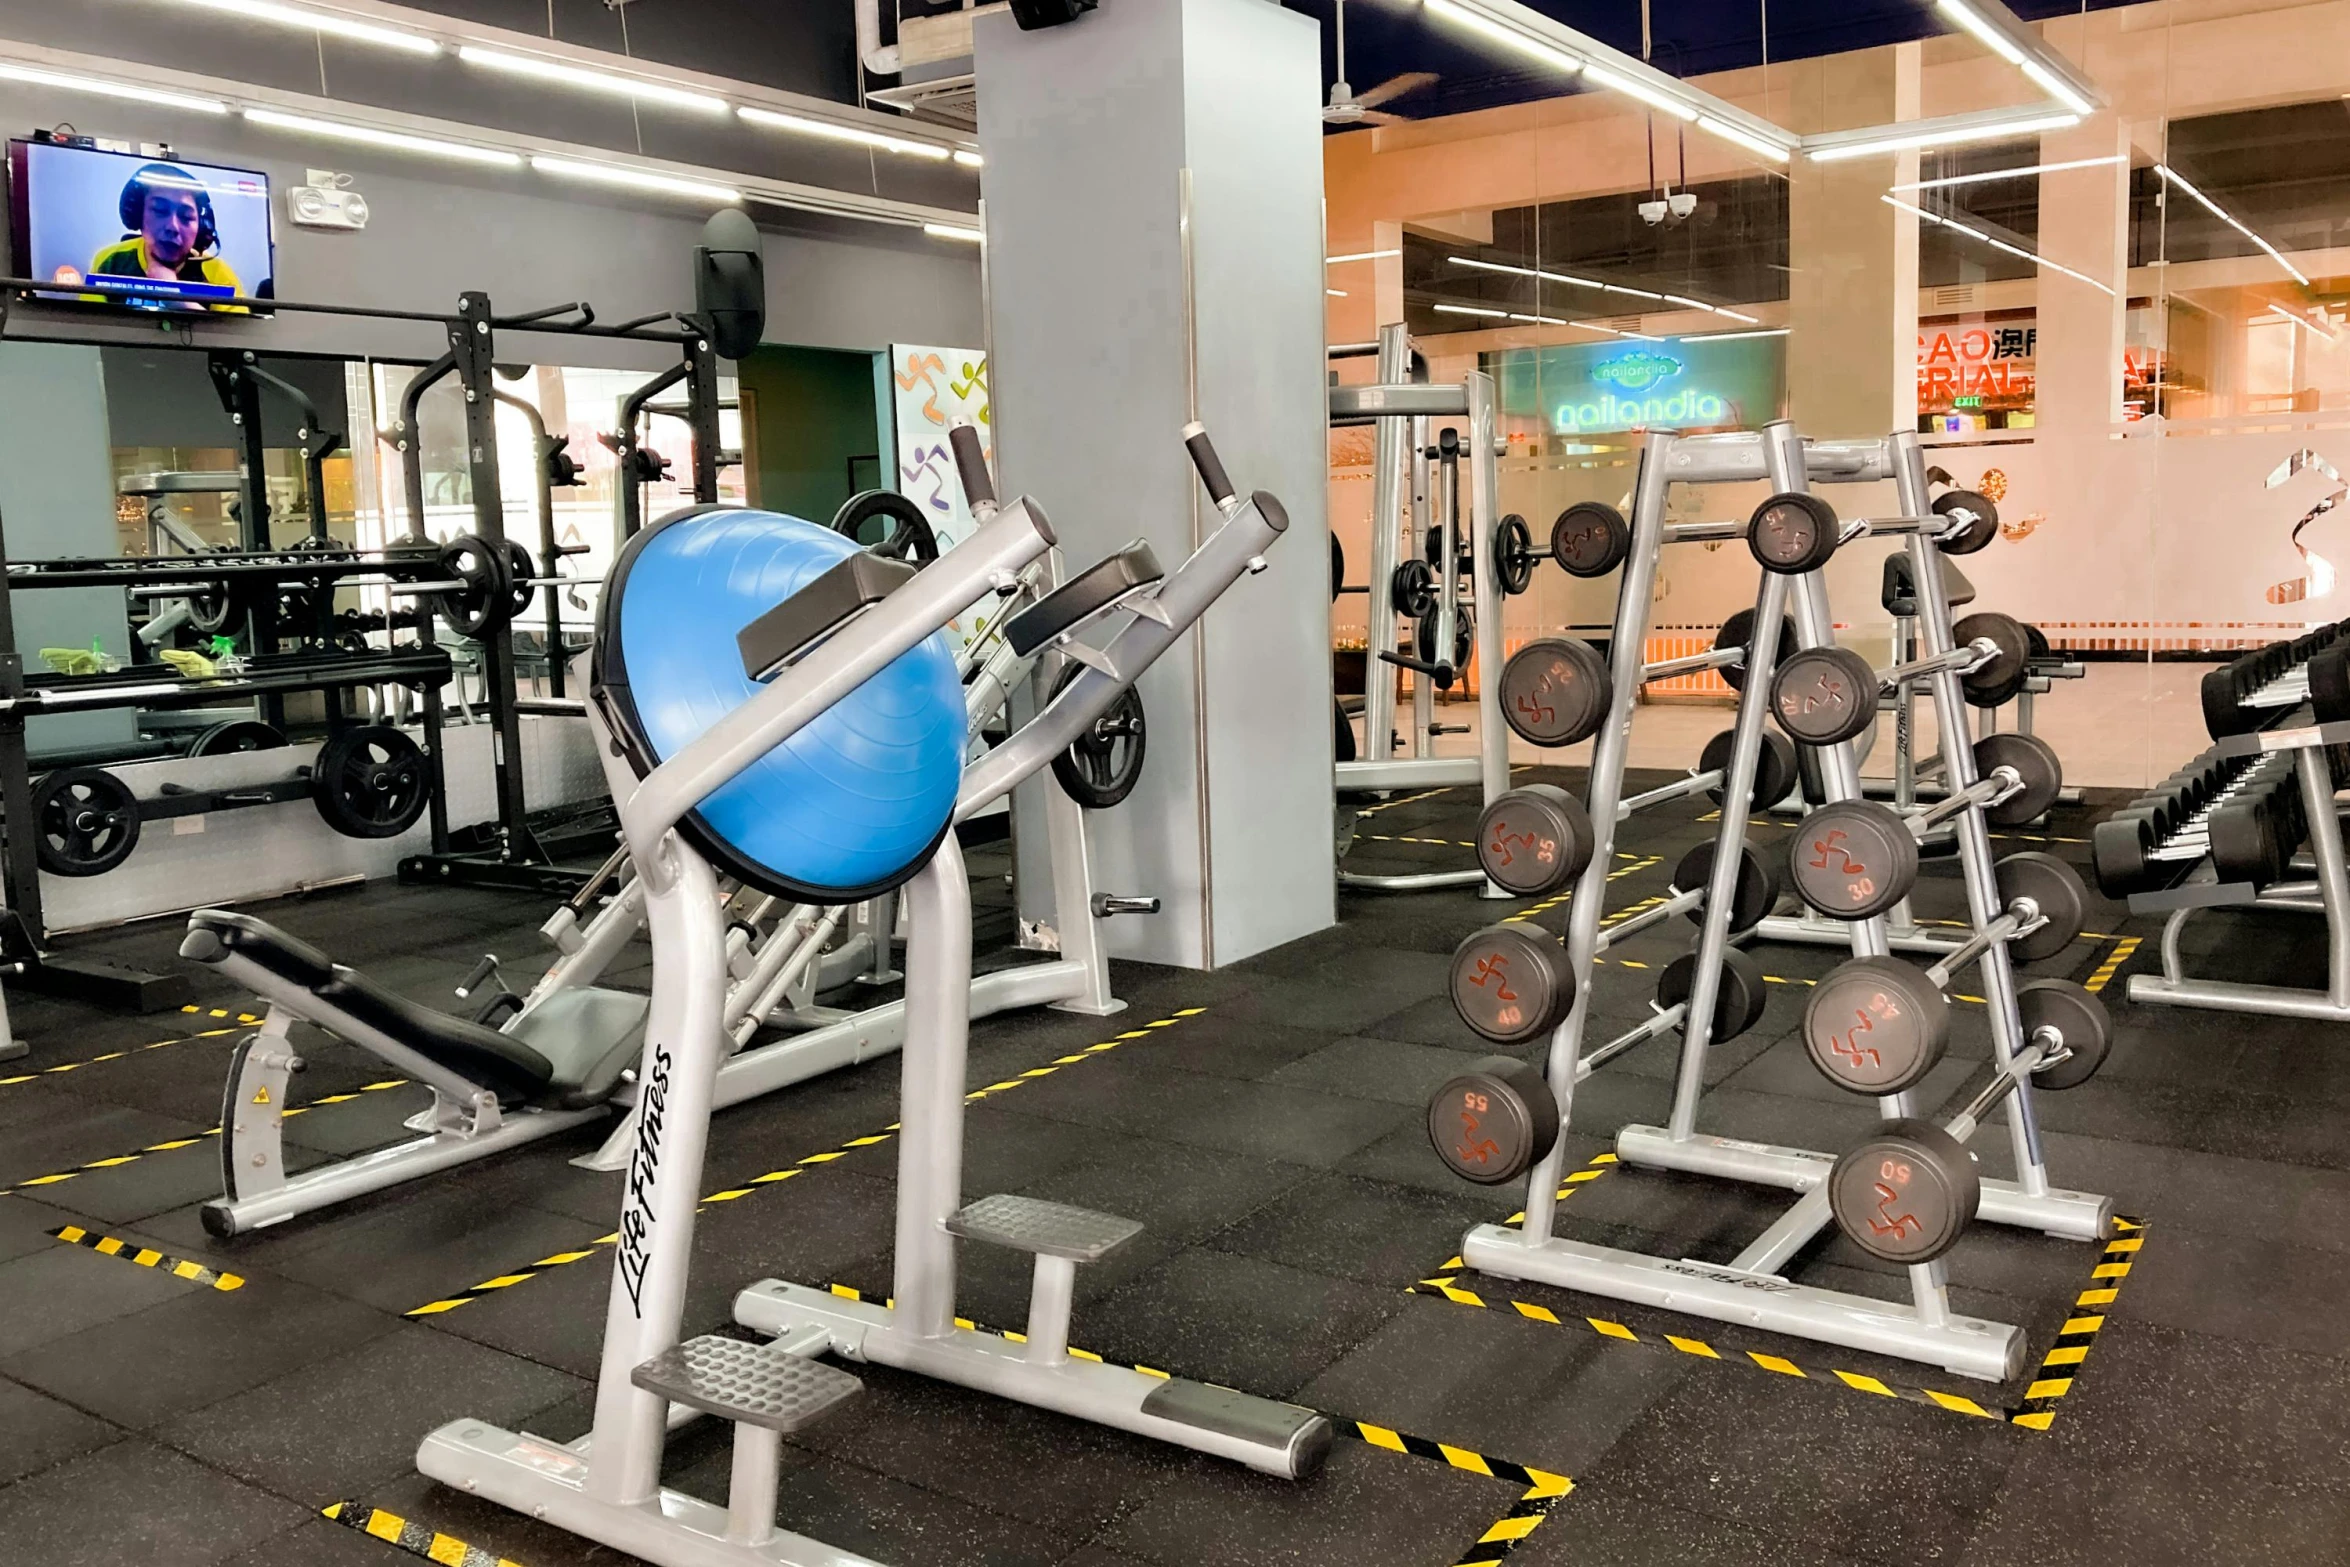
{"left": 631, "top": 1335, "right": 861, "bottom": 1433}
{"left": 945, "top": 1194, "right": 1141, "bottom": 1260}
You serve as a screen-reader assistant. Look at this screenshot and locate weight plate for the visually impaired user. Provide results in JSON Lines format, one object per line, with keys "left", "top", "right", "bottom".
{"left": 1330, "top": 533, "right": 1346, "bottom": 604}
{"left": 1049, "top": 663, "right": 1147, "bottom": 809}
{"left": 1771, "top": 645, "right": 1881, "bottom": 747}
{"left": 830, "top": 489, "right": 943, "bottom": 564}
{"left": 310, "top": 725, "right": 430, "bottom": 839}
{"left": 1932, "top": 489, "right": 2000, "bottom": 555}
{"left": 1449, "top": 923, "right": 1577, "bottom": 1046}
{"left": 1788, "top": 798, "right": 1919, "bottom": 920}
{"left": 1747, "top": 491, "right": 1840, "bottom": 574}
{"left": 1828, "top": 1117, "right": 1979, "bottom": 1265}
{"left": 1550, "top": 501, "right": 1631, "bottom": 578}
{"left": 1695, "top": 727, "right": 1797, "bottom": 809}
{"left": 1426, "top": 1054, "right": 1560, "bottom": 1185}
{"left": 1671, "top": 840, "right": 1780, "bottom": 933}
{"left": 2017, "top": 978, "right": 2112, "bottom": 1090}
{"left": 1414, "top": 604, "right": 1474, "bottom": 677}
{"left": 1333, "top": 696, "right": 1357, "bottom": 765}
{"left": 1713, "top": 608, "right": 1798, "bottom": 692}
{"left": 1495, "top": 513, "right": 1536, "bottom": 596}
{"left": 1393, "top": 558, "right": 1436, "bottom": 621}
{"left": 2024, "top": 622, "right": 2052, "bottom": 663}
{"left": 1657, "top": 946, "right": 1771, "bottom": 1043}
{"left": 1994, "top": 850, "right": 2087, "bottom": 962}
{"left": 32, "top": 766, "right": 140, "bottom": 877}
{"left": 432, "top": 534, "right": 514, "bottom": 638}
{"left": 1974, "top": 731, "right": 2063, "bottom": 826}
{"left": 1499, "top": 638, "right": 1609, "bottom": 748}
{"left": 1477, "top": 784, "right": 1595, "bottom": 897}
{"left": 501, "top": 539, "right": 538, "bottom": 623}
{"left": 185, "top": 568, "right": 248, "bottom": 637}
{"left": 190, "top": 719, "right": 288, "bottom": 757}
{"left": 1804, "top": 955, "right": 1951, "bottom": 1095}
{"left": 1953, "top": 612, "right": 2031, "bottom": 707}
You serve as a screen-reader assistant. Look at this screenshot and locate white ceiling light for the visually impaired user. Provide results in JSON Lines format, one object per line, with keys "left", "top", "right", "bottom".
{"left": 1810, "top": 112, "right": 2079, "bottom": 161}
{"left": 1889, "top": 154, "right": 2122, "bottom": 193}
{"left": 1935, "top": 0, "right": 2026, "bottom": 64}
{"left": 158, "top": 0, "right": 438, "bottom": 55}
{"left": 1696, "top": 115, "right": 1792, "bottom": 164}
{"left": 1882, "top": 193, "right": 2113, "bottom": 295}
{"left": 923, "top": 223, "right": 984, "bottom": 243}
{"left": 2020, "top": 60, "right": 2093, "bottom": 117}
{"left": 0, "top": 59, "right": 227, "bottom": 113}
{"left": 1449, "top": 254, "right": 1603, "bottom": 290}
{"left": 1680, "top": 327, "right": 1790, "bottom": 341}
{"left": 531, "top": 155, "right": 740, "bottom": 202}
{"left": 1422, "top": 0, "right": 1583, "bottom": 76}
{"left": 243, "top": 106, "right": 519, "bottom": 165}
{"left": 738, "top": 105, "right": 951, "bottom": 161}
{"left": 1433, "top": 303, "right": 1509, "bottom": 319}
{"left": 1580, "top": 60, "right": 1696, "bottom": 122}
{"left": 2268, "top": 305, "right": 2338, "bottom": 343}
{"left": 460, "top": 46, "right": 728, "bottom": 115}
{"left": 1328, "top": 288, "right": 1348, "bottom": 298}
{"left": 953, "top": 149, "right": 983, "bottom": 168}
{"left": 1328, "top": 248, "right": 1401, "bottom": 264}
{"left": 2156, "top": 164, "right": 2312, "bottom": 288}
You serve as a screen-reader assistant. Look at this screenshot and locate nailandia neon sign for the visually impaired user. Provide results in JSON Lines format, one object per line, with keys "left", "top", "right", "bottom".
{"left": 1553, "top": 350, "right": 1729, "bottom": 434}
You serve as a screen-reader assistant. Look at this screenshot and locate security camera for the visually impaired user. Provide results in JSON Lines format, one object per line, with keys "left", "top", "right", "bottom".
{"left": 1668, "top": 191, "right": 1697, "bottom": 220}
{"left": 1638, "top": 198, "right": 1668, "bottom": 226}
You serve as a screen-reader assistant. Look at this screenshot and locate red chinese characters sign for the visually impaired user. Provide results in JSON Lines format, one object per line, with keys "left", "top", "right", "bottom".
{"left": 1918, "top": 320, "right": 2036, "bottom": 415}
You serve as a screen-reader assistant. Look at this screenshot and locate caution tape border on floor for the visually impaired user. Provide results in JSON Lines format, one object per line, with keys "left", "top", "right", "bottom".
{"left": 49, "top": 1223, "right": 243, "bottom": 1291}
{"left": 0, "top": 1078, "right": 410, "bottom": 1199}
{"left": 324, "top": 1501, "right": 524, "bottom": 1567}
{"left": 0, "top": 1016, "right": 256, "bottom": 1089}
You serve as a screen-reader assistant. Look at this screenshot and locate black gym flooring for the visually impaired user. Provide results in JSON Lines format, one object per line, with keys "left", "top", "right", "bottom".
{"left": 0, "top": 770, "right": 2344, "bottom": 1566}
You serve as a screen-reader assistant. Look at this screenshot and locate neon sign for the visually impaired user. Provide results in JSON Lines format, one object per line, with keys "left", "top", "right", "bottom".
{"left": 1552, "top": 350, "right": 1731, "bottom": 433}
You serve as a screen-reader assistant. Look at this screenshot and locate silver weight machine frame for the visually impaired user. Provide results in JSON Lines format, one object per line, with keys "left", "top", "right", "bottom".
{"left": 1455, "top": 422, "right": 2111, "bottom": 1383}
{"left": 1333, "top": 323, "right": 1508, "bottom": 895}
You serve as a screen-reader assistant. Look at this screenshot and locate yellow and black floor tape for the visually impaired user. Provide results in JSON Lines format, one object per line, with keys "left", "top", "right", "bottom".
{"left": 1502, "top": 858, "right": 1666, "bottom": 928}
{"left": 324, "top": 1501, "right": 523, "bottom": 1566}
{"left": 0, "top": 1078, "right": 410, "bottom": 1199}
{"left": 49, "top": 1223, "right": 242, "bottom": 1291}
{"left": 2084, "top": 936, "right": 2142, "bottom": 994}
{"left": 404, "top": 1008, "right": 1209, "bottom": 1318}
{"left": 0, "top": 1020, "right": 252, "bottom": 1089}
{"left": 1411, "top": 1154, "right": 2147, "bottom": 1430}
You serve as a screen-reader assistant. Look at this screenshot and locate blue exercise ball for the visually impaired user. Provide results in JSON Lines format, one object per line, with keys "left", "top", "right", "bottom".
{"left": 593, "top": 504, "right": 965, "bottom": 901}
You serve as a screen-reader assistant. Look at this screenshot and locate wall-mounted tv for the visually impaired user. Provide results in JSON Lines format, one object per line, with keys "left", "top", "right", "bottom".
{"left": 7, "top": 139, "right": 273, "bottom": 312}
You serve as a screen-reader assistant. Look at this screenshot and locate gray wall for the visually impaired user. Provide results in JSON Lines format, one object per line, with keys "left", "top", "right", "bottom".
{"left": 980, "top": 0, "right": 1332, "bottom": 969}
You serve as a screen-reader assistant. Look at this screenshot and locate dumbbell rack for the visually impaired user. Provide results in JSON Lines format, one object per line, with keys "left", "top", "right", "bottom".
{"left": 1456, "top": 421, "right": 2111, "bottom": 1382}
{"left": 1331, "top": 322, "right": 1508, "bottom": 894}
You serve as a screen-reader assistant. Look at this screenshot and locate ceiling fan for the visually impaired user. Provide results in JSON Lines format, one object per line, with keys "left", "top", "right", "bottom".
{"left": 1323, "top": 0, "right": 1436, "bottom": 126}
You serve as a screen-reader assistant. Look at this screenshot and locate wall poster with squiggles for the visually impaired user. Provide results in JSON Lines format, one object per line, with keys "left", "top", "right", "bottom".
{"left": 890, "top": 342, "right": 990, "bottom": 654}
{"left": 2263, "top": 448, "right": 2348, "bottom": 607}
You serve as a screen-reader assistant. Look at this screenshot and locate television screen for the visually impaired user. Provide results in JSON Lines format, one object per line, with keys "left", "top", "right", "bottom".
{"left": 8, "top": 140, "right": 273, "bottom": 312}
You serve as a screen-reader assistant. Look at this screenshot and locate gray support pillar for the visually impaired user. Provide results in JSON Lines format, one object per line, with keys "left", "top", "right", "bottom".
{"left": 978, "top": 0, "right": 1333, "bottom": 968}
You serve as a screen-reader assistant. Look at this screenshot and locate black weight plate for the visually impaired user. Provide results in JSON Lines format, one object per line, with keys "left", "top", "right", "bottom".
{"left": 1050, "top": 663, "right": 1147, "bottom": 809}
{"left": 1788, "top": 799, "right": 1919, "bottom": 920}
{"left": 2209, "top": 797, "right": 2281, "bottom": 886}
{"left": 1414, "top": 604, "right": 1474, "bottom": 675}
{"left": 1449, "top": 924, "right": 1577, "bottom": 1046}
{"left": 190, "top": 719, "right": 288, "bottom": 757}
{"left": 1994, "top": 850, "right": 2087, "bottom": 962}
{"left": 1426, "top": 1055, "right": 1560, "bottom": 1185}
{"left": 1495, "top": 513, "right": 1536, "bottom": 595}
{"left": 2017, "top": 978, "right": 2112, "bottom": 1090}
{"left": 831, "top": 489, "right": 942, "bottom": 564}
{"left": 1333, "top": 696, "right": 1357, "bottom": 764}
{"left": 311, "top": 725, "right": 430, "bottom": 839}
{"left": 1804, "top": 956, "right": 1951, "bottom": 1095}
{"left": 1713, "top": 608, "right": 1798, "bottom": 692}
{"left": 1931, "top": 489, "right": 2000, "bottom": 554}
{"left": 2024, "top": 623, "right": 2052, "bottom": 662}
{"left": 1974, "top": 731, "right": 2063, "bottom": 825}
{"left": 1772, "top": 645, "right": 1880, "bottom": 746}
{"left": 1330, "top": 533, "right": 1345, "bottom": 604}
{"left": 1550, "top": 501, "right": 1631, "bottom": 578}
{"left": 1392, "top": 558, "right": 1437, "bottom": 619}
{"left": 2201, "top": 664, "right": 2260, "bottom": 738}
{"left": 1477, "top": 784, "right": 1595, "bottom": 897}
{"left": 2313, "top": 645, "right": 2350, "bottom": 723}
{"left": 502, "top": 539, "right": 538, "bottom": 622}
{"left": 1671, "top": 840, "right": 1780, "bottom": 933}
{"left": 1747, "top": 491, "right": 1840, "bottom": 574}
{"left": 1953, "top": 612, "right": 2031, "bottom": 707}
{"left": 433, "top": 535, "right": 512, "bottom": 638}
{"left": 1657, "top": 946, "right": 1771, "bottom": 1043}
{"left": 33, "top": 766, "right": 140, "bottom": 877}
{"left": 1828, "top": 1117, "right": 1979, "bottom": 1265}
{"left": 1697, "top": 727, "right": 1798, "bottom": 809}
{"left": 1499, "top": 638, "right": 1609, "bottom": 748}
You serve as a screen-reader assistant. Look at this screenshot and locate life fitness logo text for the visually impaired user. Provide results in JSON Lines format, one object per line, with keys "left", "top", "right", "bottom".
{"left": 615, "top": 1043, "right": 673, "bottom": 1316}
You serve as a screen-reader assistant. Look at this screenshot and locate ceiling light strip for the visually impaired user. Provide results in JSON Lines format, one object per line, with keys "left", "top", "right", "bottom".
{"left": 1810, "top": 111, "right": 2080, "bottom": 162}
{"left": 1328, "top": 248, "right": 1402, "bottom": 264}
{"left": 1881, "top": 194, "right": 2113, "bottom": 295}
{"left": 459, "top": 45, "right": 729, "bottom": 114}
{"left": 158, "top": 0, "right": 438, "bottom": 55}
{"left": 1452, "top": 254, "right": 1754, "bottom": 319}
{"left": 2155, "top": 164, "right": 2313, "bottom": 288}
{"left": 1889, "top": 154, "right": 2123, "bottom": 193}
{"left": 738, "top": 105, "right": 950, "bottom": 161}
{"left": 530, "top": 155, "right": 741, "bottom": 202}
{"left": 0, "top": 59, "right": 227, "bottom": 113}
{"left": 243, "top": 106, "right": 519, "bottom": 165}
{"left": 2268, "top": 305, "right": 2338, "bottom": 343}
{"left": 1422, "top": 0, "right": 1582, "bottom": 75}
{"left": 923, "top": 223, "right": 984, "bottom": 243}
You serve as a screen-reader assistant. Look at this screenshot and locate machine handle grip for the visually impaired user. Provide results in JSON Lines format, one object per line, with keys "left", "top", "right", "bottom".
{"left": 1378, "top": 648, "right": 1453, "bottom": 689}
{"left": 1182, "top": 422, "right": 1235, "bottom": 508}
{"left": 949, "top": 423, "right": 996, "bottom": 510}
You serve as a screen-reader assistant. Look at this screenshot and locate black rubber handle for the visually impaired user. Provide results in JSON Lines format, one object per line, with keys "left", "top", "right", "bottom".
{"left": 1184, "top": 423, "right": 1235, "bottom": 507}
{"left": 1378, "top": 648, "right": 1453, "bottom": 691}
{"left": 455, "top": 954, "right": 500, "bottom": 999}
{"left": 949, "top": 424, "right": 996, "bottom": 509}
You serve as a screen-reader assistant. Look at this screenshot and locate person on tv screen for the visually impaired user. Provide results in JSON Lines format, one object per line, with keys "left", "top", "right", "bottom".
{"left": 87, "top": 163, "right": 242, "bottom": 305}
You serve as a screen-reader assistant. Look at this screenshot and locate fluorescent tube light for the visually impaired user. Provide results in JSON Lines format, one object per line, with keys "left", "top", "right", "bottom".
{"left": 1696, "top": 115, "right": 1792, "bottom": 163}
{"left": 1423, "top": 0, "right": 1584, "bottom": 76}
{"left": 1328, "top": 289, "right": 1348, "bottom": 298}
{"left": 160, "top": 0, "right": 438, "bottom": 54}
{"left": 953, "top": 150, "right": 983, "bottom": 168}
{"left": 1433, "top": 303, "right": 1509, "bottom": 319}
{"left": 460, "top": 46, "right": 728, "bottom": 115}
{"left": 242, "top": 107, "right": 520, "bottom": 165}
{"left": 923, "top": 223, "right": 985, "bottom": 243}
{"left": 2020, "top": 60, "right": 2093, "bottom": 117}
{"left": 0, "top": 60, "right": 227, "bottom": 113}
{"left": 1935, "top": 0, "right": 2026, "bottom": 65}
{"left": 2156, "top": 163, "right": 2312, "bottom": 287}
{"left": 1680, "top": 327, "right": 1790, "bottom": 341}
{"left": 1328, "top": 248, "right": 1401, "bottom": 264}
{"left": 1882, "top": 194, "right": 2113, "bottom": 295}
{"left": 1811, "top": 113, "right": 2079, "bottom": 161}
{"left": 737, "top": 105, "right": 950, "bottom": 161}
{"left": 1580, "top": 61, "right": 1697, "bottom": 122}
{"left": 1890, "top": 154, "right": 2122, "bottom": 192}
{"left": 531, "top": 156, "right": 741, "bottom": 202}
{"left": 2268, "top": 305, "right": 2337, "bottom": 343}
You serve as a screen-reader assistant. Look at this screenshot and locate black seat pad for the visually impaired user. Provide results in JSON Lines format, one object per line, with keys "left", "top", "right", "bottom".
{"left": 183, "top": 908, "right": 555, "bottom": 1104}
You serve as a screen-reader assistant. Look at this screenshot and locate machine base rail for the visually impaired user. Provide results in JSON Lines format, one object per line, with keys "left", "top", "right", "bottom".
{"left": 2127, "top": 974, "right": 2350, "bottom": 1020}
